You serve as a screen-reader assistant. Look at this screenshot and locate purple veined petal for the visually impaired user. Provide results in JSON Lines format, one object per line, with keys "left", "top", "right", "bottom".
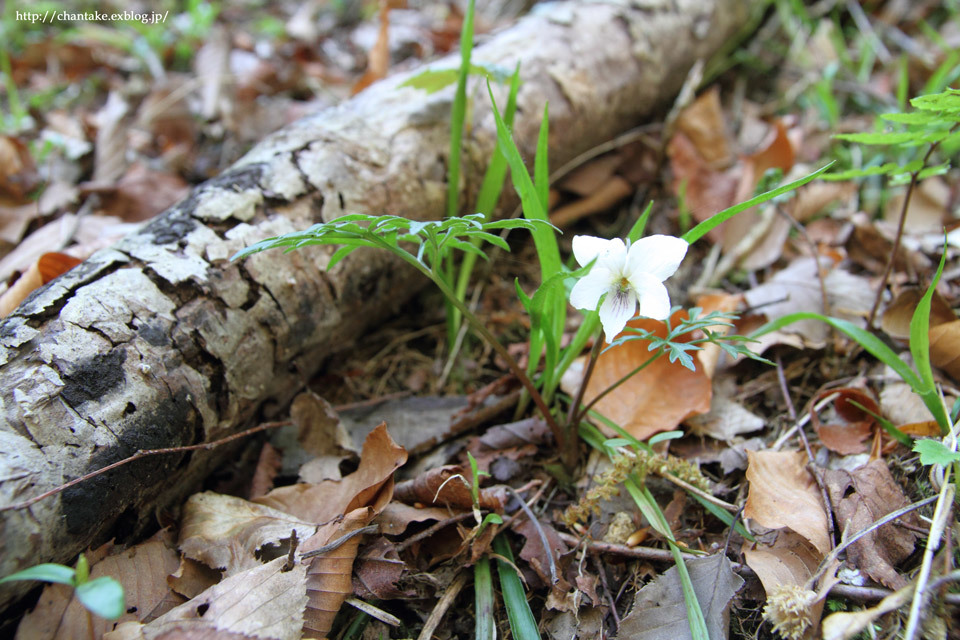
{"left": 631, "top": 272, "right": 672, "bottom": 320}
{"left": 569, "top": 268, "right": 614, "bottom": 311}
{"left": 598, "top": 286, "right": 638, "bottom": 342}
{"left": 572, "top": 235, "right": 623, "bottom": 268}
{"left": 625, "top": 235, "right": 688, "bottom": 282}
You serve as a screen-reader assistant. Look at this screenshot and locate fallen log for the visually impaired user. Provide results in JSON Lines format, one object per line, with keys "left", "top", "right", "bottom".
{"left": 0, "top": 0, "right": 753, "bottom": 610}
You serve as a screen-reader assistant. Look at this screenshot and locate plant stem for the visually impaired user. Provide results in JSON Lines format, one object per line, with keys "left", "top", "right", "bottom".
{"left": 866, "top": 129, "right": 954, "bottom": 328}
{"left": 394, "top": 249, "right": 572, "bottom": 466}
{"left": 566, "top": 336, "right": 603, "bottom": 428}
{"left": 578, "top": 350, "right": 663, "bottom": 418}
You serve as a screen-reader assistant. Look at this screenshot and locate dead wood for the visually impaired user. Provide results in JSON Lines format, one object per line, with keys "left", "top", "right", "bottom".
{"left": 0, "top": 0, "right": 752, "bottom": 611}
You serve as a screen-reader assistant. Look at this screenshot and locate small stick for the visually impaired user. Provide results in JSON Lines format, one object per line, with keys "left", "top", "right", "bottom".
{"left": 346, "top": 597, "right": 401, "bottom": 627}
{"left": 416, "top": 570, "right": 469, "bottom": 640}
{"left": 300, "top": 525, "right": 379, "bottom": 560}
{"left": 505, "top": 485, "right": 558, "bottom": 585}
{"left": 0, "top": 420, "right": 292, "bottom": 513}
{"left": 567, "top": 337, "right": 603, "bottom": 428}
{"left": 395, "top": 512, "right": 476, "bottom": 552}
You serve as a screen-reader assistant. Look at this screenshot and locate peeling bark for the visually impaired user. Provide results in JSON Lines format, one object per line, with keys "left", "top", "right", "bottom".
{"left": 0, "top": 0, "right": 752, "bottom": 610}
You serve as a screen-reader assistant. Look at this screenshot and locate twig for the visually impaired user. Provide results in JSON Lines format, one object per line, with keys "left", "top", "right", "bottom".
{"left": 416, "top": 570, "right": 469, "bottom": 640}
{"left": 805, "top": 495, "right": 938, "bottom": 590}
{"left": 505, "top": 485, "right": 558, "bottom": 585}
{"left": 904, "top": 480, "right": 955, "bottom": 639}
{"left": 0, "top": 420, "right": 292, "bottom": 513}
{"left": 866, "top": 128, "right": 955, "bottom": 328}
{"left": 567, "top": 337, "right": 603, "bottom": 428}
{"left": 346, "top": 597, "right": 401, "bottom": 627}
{"left": 395, "top": 512, "right": 476, "bottom": 552}
{"left": 300, "top": 524, "right": 380, "bottom": 560}
{"left": 592, "top": 553, "right": 620, "bottom": 630}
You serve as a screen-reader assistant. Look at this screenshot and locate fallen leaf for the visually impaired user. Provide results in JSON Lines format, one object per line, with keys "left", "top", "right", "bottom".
{"left": 743, "top": 257, "right": 874, "bottom": 349}
{"left": 301, "top": 508, "right": 377, "bottom": 638}
{"left": 880, "top": 287, "right": 955, "bottom": 340}
{"left": 823, "top": 460, "right": 918, "bottom": 589}
{"left": 248, "top": 443, "right": 283, "bottom": 500}
{"left": 0, "top": 135, "right": 40, "bottom": 202}
{"left": 884, "top": 177, "right": 949, "bottom": 234}
{"left": 352, "top": 0, "right": 393, "bottom": 94}
{"left": 686, "top": 375, "right": 765, "bottom": 442}
{"left": 615, "top": 554, "right": 744, "bottom": 640}
{"left": 92, "top": 91, "right": 131, "bottom": 183}
{"left": 673, "top": 86, "right": 732, "bottom": 168}
{"left": 667, "top": 131, "right": 739, "bottom": 242}
{"left": 255, "top": 423, "right": 407, "bottom": 523}
{"left": 114, "top": 557, "right": 307, "bottom": 640}
{"left": 81, "top": 162, "right": 190, "bottom": 222}
{"left": 580, "top": 314, "right": 712, "bottom": 441}
{"left": 290, "top": 391, "right": 355, "bottom": 457}
{"left": 557, "top": 154, "right": 624, "bottom": 196}
{"left": 375, "top": 502, "right": 461, "bottom": 536}
{"left": 744, "top": 450, "right": 830, "bottom": 555}
{"left": 178, "top": 492, "right": 317, "bottom": 574}
{"left": 516, "top": 518, "right": 569, "bottom": 587}
{"left": 0, "top": 252, "right": 83, "bottom": 317}
{"left": 393, "top": 464, "right": 507, "bottom": 511}
{"left": 742, "top": 530, "right": 822, "bottom": 597}
{"left": 821, "top": 582, "right": 912, "bottom": 640}
{"left": 810, "top": 388, "right": 878, "bottom": 455}
{"left": 17, "top": 538, "right": 182, "bottom": 640}
{"left": 549, "top": 175, "right": 633, "bottom": 228}
{"left": 929, "top": 320, "right": 960, "bottom": 381}
{"left": 167, "top": 557, "right": 221, "bottom": 600}
{"left": 352, "top": 537, "right": 409, "bottom": 599}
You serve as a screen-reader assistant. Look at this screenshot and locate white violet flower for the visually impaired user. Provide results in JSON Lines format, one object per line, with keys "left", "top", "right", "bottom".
{"left": 569, "top": 234, "right": 688, "bottom": 343}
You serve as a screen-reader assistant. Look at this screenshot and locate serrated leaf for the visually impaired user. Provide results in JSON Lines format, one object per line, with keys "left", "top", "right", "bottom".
{"left": 913, "top": 439, "right": 960, "bottom": 466}
{"left": 880, "top": 111, "right": 947, "bottom": 125}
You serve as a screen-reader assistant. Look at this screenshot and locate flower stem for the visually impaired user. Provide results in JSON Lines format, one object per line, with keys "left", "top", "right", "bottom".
{"left": 566, "top": 336, "right": 603, "bottom": 428}
{"left": 578, "top": 348, "right": 663, "bottom": 418}
{"left": 394, "top": 249, "right": 573, "bottom": 466}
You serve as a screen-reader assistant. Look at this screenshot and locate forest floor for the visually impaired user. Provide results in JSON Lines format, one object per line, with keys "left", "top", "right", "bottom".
{"left": 1, "top": 1, "right": 960, "bottom": 639}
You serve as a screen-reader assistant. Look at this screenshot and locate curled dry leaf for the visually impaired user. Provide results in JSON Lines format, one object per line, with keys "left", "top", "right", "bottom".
{"left": 823, "top": 459, "right": 918, "bottom": 590}
{"left": 375, "top": 501, "right": 462, "bottom": 536}
{"left": 581, "top": 314, "right": 712, "bottom": 441}
{"left": 0, "top": 135, "right": 40, "bottom": 202}
{"left": 352, "top": 537, "right": 409, "bottom": 600}
{"left": 300, "top": 507, "right": 378, "bottom": 638}
{"left": 178, "top": 492, "right": 318, "bottom": 574}
{"left": 686, "top": 374, "right": 765, "bottom": 442}
{"left": 744, "top": 450, "right": 830, "bottom": 556}
{"left": 810, "top": 388, "right": 878, "bottom": 455}
{"left": 880, "top": 287, "right": 955, "bottom": 340}
{"left": 290, "top": 391, "right": 355, "bottom": 457}
{"left": 393, "top": 464, "right": 507, "bottom": 511}
{"left": 673, "top": 86, "right": 732, "bottom": 168}
{"left": 0, "top": 252, "right": 83, "bottom": 317}
{"left": 109, "top": 557, "right": 307, "bottom": 640}
{"left": 255, "top": 423, "right": 407, "bottom": 523}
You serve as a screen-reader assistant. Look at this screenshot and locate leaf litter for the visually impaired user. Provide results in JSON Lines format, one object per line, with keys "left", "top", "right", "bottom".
{"left": 4, "top": 2, "right": 960, "bottom": 639}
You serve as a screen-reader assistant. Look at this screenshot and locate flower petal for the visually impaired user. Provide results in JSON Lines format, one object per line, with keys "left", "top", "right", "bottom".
{"left": 625, "top": 235, "right": 688, "bottom": 282}
{"left": 599, "top": 287, "right": 637, "bottom": 342}
{"left": 630, "top": 272, "right": 672, "bottom": 320}
{"left": 573, "top": 235, "right": 624, "bottom": 268}
{"left": 569, "top": 269, "right": 613, "bottom": 311}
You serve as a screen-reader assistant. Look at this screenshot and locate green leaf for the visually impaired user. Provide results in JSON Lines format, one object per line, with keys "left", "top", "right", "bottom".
{"left": 879, "top": 111, "right": 945, "bottom": 125}
{"left": 823, "top": 159, "right": 923, "bottom": 181}
{"left": 400, "top": 63, "right": 513, "bottom": 94}
{"left": 0, "top": 563, "right": 76, "bottom": 587}
{"left": 474, "top": 557, "right": 496, "bottom": 640}
{"left": 913, "top": 439, "right": 960, "bottom": 466}
{"left": 690, "top": 495, "right": 756, "bottom": 543}
{"left": 909, "top": 244, "right": 950, "bottom": 434}
{"left": 75, "top": 576, "right": 125, "bottom": 620}
{"left": 627, "top": 201, "right": 654, "bottom": 242}
{"left": 493, "top": 536, "right": 541, "bottom": 640}
{"left": 648, "top": 430, "right": 684, "bottom": 445}
{"left": 681, "top": 163, "right": 832, "bottom": 245}
{"left": 911, "top": 89, "right": 960, "bottom": 114}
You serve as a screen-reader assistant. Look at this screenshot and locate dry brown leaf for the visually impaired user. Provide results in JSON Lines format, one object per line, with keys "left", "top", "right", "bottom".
{"left": 929, "top": 319, "right": 960, "bottom": 381}
{"left": 178, "top": 492, "right": 317, "bottom": 573}
{"left": 0, "top": 252, "right": 83, "bottom": 317}
{"left": 393, "top": 464, "right": 507, "bottom": 511}
{"left": 290, "top": 391, "right": 354, "bottom": 457}
{"left": 92, "top": 91, "right": 131, "bottom": 183}
{"left": 787, "top": 181, "right": 856, "bottom": 223}
{"left": 693, "top": 291, "right": 742, "bottom": 378}
{"left": 81, "top": 162, "right": 190, "bottom": 222}
{"left": 248, "top": 442, "right": 282, "bottom": 500}
{"left": 0, "top": 135, "right": 40, "bottom": 202}
{"left": 114, "top": 556, "right": 307, "bottom": 640}
{"left": 17, "top": 539, "right": 182, "bottom": 640}
{"left": 743, "top": 531, "right": 822, "bottom": 595}
{"left": 810, "top": 388, "right": 878, "bottom": 455}
{"left": 375, "top": 502, "right": 461, "bottom": 536}
{"left": 352, "top": 537, "right": 408, "bottom": 599}
{"left": 516, "top": 518, "right": 569, "bottom": 587}
{"left": 301, "top": 508, "right": 376, "bottom": 638}
{"left": 744, "top": 450, "right": 830, "bottom": 555}
{"left": 673, "top": 86, "right": 732, "bottom": 167}
{"left": 581, "top": 314, "right": 712, "bottom": 441}
{"left": 823, "top": 460, "right": 918, "bottom": 590}
{"left": 549, "top": 175, "right": 633, "bottom": 228}
{"left": 686, "top": 374, "right": 765, "bottom": 441}
{"left": 167, "top": 557, "right": 221, "bottom": 601}
{"left": 884, "top": 177, "right": 949, "bottom": 234}
{"left": 255, "top": 423, "right": 407, "bottom": 523}
{"left": 557, "top": 154, "right": 624, "bottom": 196}
{"left": 880, "top": 287, "right": 955, "bottom": 339}
{"left": 666, "top": 132, "right": 739, "bottom": 242}
{"left": 352, "top": 0, "right": 394, "bottom": 94}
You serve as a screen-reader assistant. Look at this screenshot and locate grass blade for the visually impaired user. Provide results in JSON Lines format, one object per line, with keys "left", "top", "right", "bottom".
{"left": 475, "top": 557, "right": 496, "bottom": 640}
{"left": 493, "top": 536, "right": 540, "bottom": 640}
{"left": 909, "top": 243, "right": 950, "bottom": 433}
